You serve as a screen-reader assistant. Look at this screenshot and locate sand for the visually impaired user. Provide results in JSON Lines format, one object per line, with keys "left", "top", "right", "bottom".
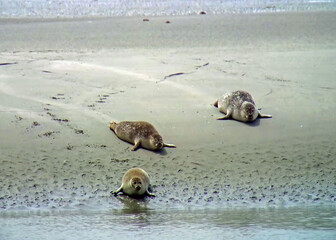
{"left": 0, "top": 11, "right": 336, "bottom": 212}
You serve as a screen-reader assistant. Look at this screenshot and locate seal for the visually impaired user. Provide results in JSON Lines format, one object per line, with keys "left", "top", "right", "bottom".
{"left": 214, "top": 90, "right": 272, "bottom": 122}
{"left": 112, "top": 168, "right": 155, "bottom": 198}
{"left": 109, "top": 121, "right": 176, "bottom": 151}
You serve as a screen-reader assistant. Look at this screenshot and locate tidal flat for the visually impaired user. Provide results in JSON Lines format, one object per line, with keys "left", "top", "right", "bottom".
{"left": 1, "top": 11, "right": 336, "bottom": 239}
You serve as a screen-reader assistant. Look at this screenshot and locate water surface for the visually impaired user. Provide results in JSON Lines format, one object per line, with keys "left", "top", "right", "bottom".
{"left": 1, "top": 205, "right": 335, "bottom": 240}
{"left": 1, "top": 0, "right": 336, "bottom": 17}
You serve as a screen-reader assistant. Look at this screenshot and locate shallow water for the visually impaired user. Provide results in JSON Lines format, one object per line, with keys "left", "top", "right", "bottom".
{"left": 1, "top": 0, "right": 336, "bottom": 17}
{"left": 1, "top": 205, "right": 335, "bottom": 240}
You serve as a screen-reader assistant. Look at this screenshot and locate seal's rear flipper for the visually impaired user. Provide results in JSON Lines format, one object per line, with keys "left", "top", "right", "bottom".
{"left": 213, "top": 99, "right": 219, "bottom": 108}
{"left": 217, "top": 115, "right": 230, "bottom": 120}
{"left": 109, "top": 121, "right": 117, "bottom": 131}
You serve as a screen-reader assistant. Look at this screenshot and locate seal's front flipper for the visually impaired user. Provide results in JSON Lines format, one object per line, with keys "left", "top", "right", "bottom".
{"left": 163, "top": 143, "right": 176, "bottom": 148}
{"left": 217, "top": 109, "right": 231, "bottom": 120}
{"left": 112, "top": 186, "right": 123, "bottom": 196}
{"left": 217, "top": 114, "right": 230, "bottom": 120}
{"left": 131, "top": 140, "right": 141, "bottom": 151}
{"left": 258, "top": 112, "right": 272, "bottom": 118}
{"left": 146, "top": 190, "right": 155, "bottom": 197}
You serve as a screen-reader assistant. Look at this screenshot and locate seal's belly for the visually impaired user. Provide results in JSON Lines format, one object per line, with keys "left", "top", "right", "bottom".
{"left": 139, "top": 139, "right": 155, "bottom": 150}
{"left": 123, "top": 182, "right": 148, "bottom": 196}
{"left": 231, "top": 110, "right": 242, "bottom": 120}
{"left": 115, "top": 127, "right": 136, "bottom": 144}
{"left": 218, "top": 101, "right": 230, "bottom": 114}
{"left": 123, "top": 186, "right": 146, "bottom": 196}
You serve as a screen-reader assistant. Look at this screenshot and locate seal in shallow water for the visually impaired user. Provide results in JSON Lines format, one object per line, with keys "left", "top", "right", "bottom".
{"left": 112, "top": 168, "right": 155, "bottom": 197}
{"left": 109, "top": 121, "right": 176, "bottom": 151}
{"left": 213, "top": 90, "right": 272, "bottom": 122}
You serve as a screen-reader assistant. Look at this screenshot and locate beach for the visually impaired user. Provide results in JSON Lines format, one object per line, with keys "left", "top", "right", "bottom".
{"left": 1, "top": 11, "right": 336, "bottom": 239}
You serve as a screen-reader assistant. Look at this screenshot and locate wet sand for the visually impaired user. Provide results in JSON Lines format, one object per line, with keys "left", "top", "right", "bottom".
{"left": 0, "top": 12, "right": 336, "bottom": 214}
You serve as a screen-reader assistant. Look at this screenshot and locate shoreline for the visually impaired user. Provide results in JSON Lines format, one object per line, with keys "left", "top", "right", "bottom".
{"left": 0, "top": 9, "right": 335, "bottom": 19}
{"left": 1, "top": 0, "right": 336, "bottom": 18}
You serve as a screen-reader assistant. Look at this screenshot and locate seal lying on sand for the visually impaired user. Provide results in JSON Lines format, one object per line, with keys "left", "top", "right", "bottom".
{"left": 214, "top": 90, "right": 272, "bottom": 122}
{"left": 112, "top": 168, "right": 155, "bottom": 197}
{"left": 109, "top": 121, "right": 176, "bottom": 151}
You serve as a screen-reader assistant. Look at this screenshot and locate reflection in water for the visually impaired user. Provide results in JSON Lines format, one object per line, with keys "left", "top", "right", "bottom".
{"left": 118, "top": 195, "right": 151, "bottom": 213}
{"left": 117, "top": 195, "right": 152, "bottom": 229}
{"left": 0, "top": 205, "right": 335, "bottom": 240}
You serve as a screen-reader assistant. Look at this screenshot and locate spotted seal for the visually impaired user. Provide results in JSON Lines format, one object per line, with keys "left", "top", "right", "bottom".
{"left": 109, "top": 121, "right": 176, "bottom": 151}
{"left": 214, "top": 90, "right": 272, "bottom": 122}
{"left": 112, "top": 168, "right": 155, "bottom": 198}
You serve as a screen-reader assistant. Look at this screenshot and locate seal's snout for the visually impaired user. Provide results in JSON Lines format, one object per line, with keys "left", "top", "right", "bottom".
{"left": 157, "top": 142, "right": 163, "bottom": 149}
{"left": 136, "top": 186, "right": 141, "bottom": 191}
{"left": 247, "top": 114, "right": 254, "bottom": 121}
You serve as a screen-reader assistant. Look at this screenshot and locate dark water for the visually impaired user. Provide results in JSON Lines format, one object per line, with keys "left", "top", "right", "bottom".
{"left": 1, "top": 205, "right": 335, "bottom": 240}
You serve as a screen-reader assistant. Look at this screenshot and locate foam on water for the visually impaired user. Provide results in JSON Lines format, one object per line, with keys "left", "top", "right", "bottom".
{"left": 1, "top": 0, "right": 336, "bottom": 18}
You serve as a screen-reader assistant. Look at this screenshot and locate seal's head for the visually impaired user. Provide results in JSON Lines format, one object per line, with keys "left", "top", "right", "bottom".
{"left": 149, "top": 133, "right": 164, "bottom": 150}
{"left": 241, "top": 102, "right": 258, "bottom": 122}
{"left": 131, "top": 177, "right": 143, "bottom": 192}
